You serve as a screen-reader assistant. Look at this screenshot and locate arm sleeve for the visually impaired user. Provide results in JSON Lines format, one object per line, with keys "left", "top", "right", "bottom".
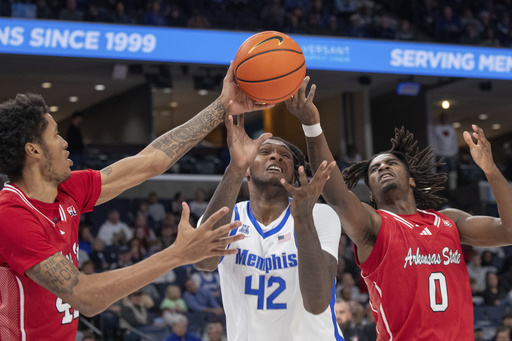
{"left": 312, "top": 203, "right": 342, "bottom": 260}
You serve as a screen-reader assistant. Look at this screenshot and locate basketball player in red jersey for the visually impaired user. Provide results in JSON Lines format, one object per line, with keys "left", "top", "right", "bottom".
{"left": 285, "top": 77, "right": 512, "bottom": 340}
{"left": 0, "top": 63, "right": 273, "bottom": 340}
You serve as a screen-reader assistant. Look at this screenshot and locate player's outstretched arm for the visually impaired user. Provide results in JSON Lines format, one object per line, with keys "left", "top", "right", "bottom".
{"left": 285, "top": 77, "right": 379, "bottom": 256}
{"left": 281, "top": 161, "right": 340, "bottom": 314}
{"left": 444, "top": 125, "right": 512, "bottom": 246}
{"left": 96, "top": 62, "right": 274, "bottom": 206}
{"left": 26, "top": 203, "right": 244, "bottom": 317}
{"left": 194, "top": 113, "right": 272, "bottom": 271}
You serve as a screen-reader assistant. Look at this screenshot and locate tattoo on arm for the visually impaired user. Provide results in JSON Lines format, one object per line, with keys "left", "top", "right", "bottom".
{"left": 32, "top": 253, "right": 80, "bottom": 295}
{"left": 101, "top": 166, "right": 112, "bottom": 176}
{"left": 151, "top": 100, "right": 225, "bottom": 161}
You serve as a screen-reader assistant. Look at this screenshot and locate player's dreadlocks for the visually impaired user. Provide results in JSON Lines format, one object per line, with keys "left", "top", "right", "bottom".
{"left": 269, "top": 136, "right": 310, "bottom": 187}
{"left": 342, "top": 127, "right": 448, "bottom": 210}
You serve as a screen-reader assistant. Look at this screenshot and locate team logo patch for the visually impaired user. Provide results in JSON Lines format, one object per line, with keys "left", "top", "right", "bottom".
{"left": 442, "top": 219, "right": 452, "bottom": 227}
{"left": 67, "top": 206, "right": 77, "bottom": 217}
{"left": 239, "top": 224, "right": 251, "bottom": 235}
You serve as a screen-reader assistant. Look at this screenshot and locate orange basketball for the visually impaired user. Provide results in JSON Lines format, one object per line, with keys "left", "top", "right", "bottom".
{"left": 233, "top": 31, "right": 306, "bottom": 104}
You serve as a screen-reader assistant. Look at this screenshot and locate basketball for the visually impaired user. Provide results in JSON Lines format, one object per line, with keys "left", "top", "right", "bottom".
{"left": 233, "top": 31, "right": 306, "bottom": 104}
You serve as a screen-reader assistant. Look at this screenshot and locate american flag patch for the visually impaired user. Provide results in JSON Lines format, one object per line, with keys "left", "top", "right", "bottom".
{"left": 278, "top": 232, "right": 291, "bottom": 244}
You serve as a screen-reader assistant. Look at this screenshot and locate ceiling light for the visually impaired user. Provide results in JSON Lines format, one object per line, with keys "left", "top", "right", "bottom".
{"left": 198, "top": 89, "right": 209, "bottom": 96}
{"left": 68, "top": 96, "right": 78, "bottom": 102}
{"left": 49, "top": 106, "right": 59, "bottom": 112}
{"left": 41, "top": 82, "right": 52, "bottom": 89}
{"left": 491, "top": 124, "right": 501, "bottom": 130}
{"left": 452, "top": 122, "right": 461, "bottom": 128}
{"left": 160, "top": 110, "right": 171, "bottom": 116}
{"left": 169, "top": 101, "right": 178, "bottom": 108}
{"left": 95, "top": 84, "right": 105, "bottom": 91}
{"left": 441, "top": 100, "right": 450, "bottom": 109}
{"left": 163, "top": 88, "right": 172, "bottom": 93}
{"left": 478, "top": 114, "right": 488, "bottom": 120}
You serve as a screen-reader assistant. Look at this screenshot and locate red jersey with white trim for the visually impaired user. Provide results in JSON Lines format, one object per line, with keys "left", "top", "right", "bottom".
{"left": 355, "top": 209, "right": 473, "bottom": 341}
{"left": 0, "top": 170, "right": 101, "bottom": 341}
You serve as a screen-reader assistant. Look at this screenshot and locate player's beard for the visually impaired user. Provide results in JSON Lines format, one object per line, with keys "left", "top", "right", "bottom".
{"left": 40, "top": 143, "right": 70, "bottom": 186}
{"left": 250, "top": 169, "right": 284, "bottom": 191}
{"left": 381, "top": 181, "right": 398, "bottom": 193}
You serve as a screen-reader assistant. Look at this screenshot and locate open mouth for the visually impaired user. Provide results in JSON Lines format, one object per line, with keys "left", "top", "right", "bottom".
{"left": 266, "top": 165, "right": 283, "bottom": 173}
{"left": 379, "top": 172, "right": 394, "bottom": 182}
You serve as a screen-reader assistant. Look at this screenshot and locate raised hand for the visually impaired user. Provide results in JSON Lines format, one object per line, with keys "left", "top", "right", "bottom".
{"left": 285, "top": 76, "right": 320, "bottom": 125}
{"left": 219, "top": 61, "right": 275, "bottom": 115}
{"left": 463, "top": 124, "right": 496, "bottom": 174}
{"left": 225, "top": 113, "right": 272, "bottom": 172}
{"left": 173, "top": 202, "right": 244, "bottom": 264}
{"left": 280, "top": 160, "right": 336, "bottom": 221}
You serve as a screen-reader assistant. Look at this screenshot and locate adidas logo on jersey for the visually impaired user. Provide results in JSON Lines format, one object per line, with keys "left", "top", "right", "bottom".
{"left": 420, "top": 227, "right": 432, "bottom": 235}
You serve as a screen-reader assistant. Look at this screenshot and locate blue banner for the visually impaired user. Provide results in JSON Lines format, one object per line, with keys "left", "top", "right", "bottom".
{"left": 1, "top": 18, "right": 512, "bottom": 80}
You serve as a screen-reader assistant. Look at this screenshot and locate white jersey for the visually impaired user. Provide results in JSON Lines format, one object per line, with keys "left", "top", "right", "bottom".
{"left": 218, "top": 200, "right": 344, "bottom": 341}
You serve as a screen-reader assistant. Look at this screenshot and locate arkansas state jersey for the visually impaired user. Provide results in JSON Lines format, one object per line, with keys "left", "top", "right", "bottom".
{"left": 0, "top": 170, "right": 101, "bottom": 341}
{"left": 355, "top": 209, "right": 473, "bottom": 341}
{"left": 218, "top": 200, "right": 344, "bottom": 341}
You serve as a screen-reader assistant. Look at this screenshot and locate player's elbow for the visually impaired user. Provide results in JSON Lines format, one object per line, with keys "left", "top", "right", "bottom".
{"left": 303, "top": 300, "right": 329, "bottom": 315}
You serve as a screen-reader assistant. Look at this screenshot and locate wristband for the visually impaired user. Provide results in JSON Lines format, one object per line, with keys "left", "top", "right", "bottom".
{"left": 302, "top": 123, "right": 322, "bottom": 137}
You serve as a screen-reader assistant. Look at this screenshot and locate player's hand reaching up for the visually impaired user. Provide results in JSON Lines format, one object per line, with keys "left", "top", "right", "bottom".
{"left": 173, "top": 202, "right": 244, "bottom": 264}
{"left": 463, "top": 124, "right": 497, "bottom": 175}
{"left": 280, "top": 161, "right": 336, "bottom": 222}
{"left": 219, "top": 61, "right": 275, "bottom": 115}
{"left": 225, "top": 113, "right": 272, "bottom": 173}
{"left": 285, "top": 76, "right": 320, "bottom": 126}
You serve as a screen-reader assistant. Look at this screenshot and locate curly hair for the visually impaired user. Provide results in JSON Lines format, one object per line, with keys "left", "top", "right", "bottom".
{"left": 0, "top": 93, "right": 49, "bottom": 182}
{"left": 342, "top": 127, "right": 448, "bottom": 210}
{"left": 268, "top": 137, "right": 310, "bottom": 187}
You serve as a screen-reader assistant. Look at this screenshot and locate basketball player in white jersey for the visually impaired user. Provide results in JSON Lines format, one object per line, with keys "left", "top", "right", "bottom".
{"left": 194, "top": 114, "right": 344, "bottom": 341}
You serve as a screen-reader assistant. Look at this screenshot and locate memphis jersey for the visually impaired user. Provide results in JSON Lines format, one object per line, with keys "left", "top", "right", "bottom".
{"left": 218, "top": 200, "right": 344, "bottom": 341}
{"left": 0, "top": 170, "right": 101, "bottom": 341}
{"left": 356, "top": 209, "right": 473, "bottom": 340}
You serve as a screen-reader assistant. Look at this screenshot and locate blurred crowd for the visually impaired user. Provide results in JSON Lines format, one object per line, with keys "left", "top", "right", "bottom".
{"left": 1, "top": 0, "right": 512, "bottom": 47}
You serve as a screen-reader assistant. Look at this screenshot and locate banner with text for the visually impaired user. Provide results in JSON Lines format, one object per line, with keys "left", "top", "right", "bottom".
{"left": 1, "top": 18, "right": 512, "bottom": 80}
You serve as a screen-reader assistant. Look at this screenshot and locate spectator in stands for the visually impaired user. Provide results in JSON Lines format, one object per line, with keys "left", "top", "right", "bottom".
{"left": 164, "top": 315, "right": 201, "bottom": 341}
{"left": 171, "top": 191, "right": 186, "bottom": 215}
{"left": 346, "top": 13, "right": 369, "bottom": 38}
{"left": 97, "top": 209, "right": 133, "bottom": 246}
{"left": 474, "top": 327, "right": 484, "bottom": 341}
{"left": 167, "top": 3, "right": 187, "bottom": 27}
{"left": 373, "top": 14, "right": 395, "bottom": 40}
{"left": 260, "top": 0, "right": 287, "bottom": 31}
{"left": 128, "top": 237, "right": 147, "bottom": 263}
{"left": 191, "top": 270, "right": 222, "bottom": 305}
{"left": 80, "top": 260, "right": 95, "bottom": 275}
{"left": 202, "top": 321, "right": 226, "bottom": 341}
{"left": 483, "top": 271, "right": 507, "bottom": 306}
{"left": 89, "top": 238, "right": 118, "bottom": 273}
{"left": 142, "top": 0, "right": 167, "bottom": 26}
{"left": 67, "top": 112, "right": 85, "bottom": 170}
{"left": 161, "top": 224, "right": 177, "bottom": 248}
{"left": 36, "top": 0, "right": 56, "bottom": 19}
{"left": 467, "top": 251, "right": 489, "bottom": 294}
{"left": 112, "top": 1, "right": 132, "bottom": 24}
{"left": 160, "top": 285, "right": 188, "bottom": 328}
{"left": 334, "top": 298, "right": 361, "bottom": 340}
{"left": 336, "top": 272, "right": 362, "bottom": 302}
{"left": 187, "top": 10, "right": 211, "bottom": 29}
{"left": 183, "top": 279, "right": 224, "bottom": 318}
{"left": 395, "top": 19, "right": 416, "bottom": 41}
{"left": 120, "top": 290, "right": 154, "bottom": 341}
{"left": 436, "top": 5, "right": 462, "bottom": 43}
{"left": 189, "top": 188, "right": 209, "bottom": 221}
{"left": 307, "top": 0, "right": 331, "bottom": 35}
{"left": 496, "top": 12, "right": 512, "bottom": 47}
{"left": 59, "top": 0, "right": 83, "bottom": 21}
{"left": 115, "top": 245, "right": 133, "bottom": 268}
{"left": 78, "top": 222, "right": 95, "bottom": 256}
{"left": 147, "top": 192, "right": 166, "bottom": 229}
{"left": 493, "top": 325, "right": 511, "bottom": 341}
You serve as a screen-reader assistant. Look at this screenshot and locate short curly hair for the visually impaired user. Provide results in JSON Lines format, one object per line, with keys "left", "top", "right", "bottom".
{"left": 342, "top": 127, "right": 448, "bottom": 210}
{"left": 0, "top": 93, "right": 49, "bottom": 182}
{"left": 268, "top": 137, "right": 309, "bottom": 187}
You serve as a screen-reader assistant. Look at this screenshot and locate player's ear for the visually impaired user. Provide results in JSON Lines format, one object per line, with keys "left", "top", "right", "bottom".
{"left": 369, "top": 191, "right": 375, "bottom": 203}
{"left": 409, "top": 177, "right": 416, "bottom": 188}
{"left": 25, "top": 142, "right": 41, "bottom": 159}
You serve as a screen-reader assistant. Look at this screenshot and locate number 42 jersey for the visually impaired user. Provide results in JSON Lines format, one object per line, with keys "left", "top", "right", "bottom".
{"left": 218, "top": 200, "right": 344, "bottom": 341}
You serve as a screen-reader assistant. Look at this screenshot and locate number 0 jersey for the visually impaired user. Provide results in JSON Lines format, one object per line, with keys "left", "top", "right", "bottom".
{"left": 218, "top": 200, "right": 344, "bottom": 341}
{"left": 356, "top": 209, "right": 473, "bottom": 341}
{"left": 0, "top": 170, "right": 101, "bottom": 341}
